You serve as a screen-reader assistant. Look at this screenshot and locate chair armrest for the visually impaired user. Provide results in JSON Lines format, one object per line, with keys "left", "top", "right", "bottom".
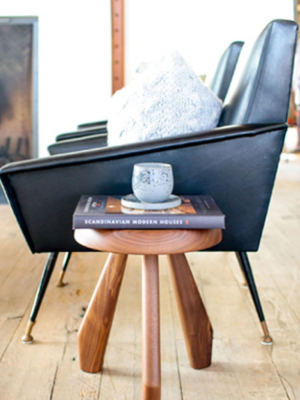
{"left": 0, "top": 123, "right": 287, "bottom": 255}
{"left": 77, "top": 120, "right": 107, "bottom": 130}
{"left": 3, "top": 123, "right": 281, "bottom": 172}
{"left": 77, "top": 120, "right": 107, "bottom": 129}
{"left": 55, "top": 127, "right": 107, "bottom": 142}
{"left": 48, "top": 133, "right": 108, "bottom": 155}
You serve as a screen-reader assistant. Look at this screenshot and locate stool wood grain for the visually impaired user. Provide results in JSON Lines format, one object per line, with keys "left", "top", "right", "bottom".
{"left": 142, "top": 255, "right": 161, "bottom": 400}
{"left": 77, "top": 253, "right": 127, "bottom": 373}
{"left": 75, "top": 228, "right": 222, "bottom": 399}
{"left": 167, "top": 254, "right": 212, "bottom": 369}
{"left": 75, "top": 228, "right": 222, "bottom": 255}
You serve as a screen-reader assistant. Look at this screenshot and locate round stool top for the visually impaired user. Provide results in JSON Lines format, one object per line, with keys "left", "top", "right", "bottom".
{"left": 74, "top": 228, "right": 222, "bottom": 255}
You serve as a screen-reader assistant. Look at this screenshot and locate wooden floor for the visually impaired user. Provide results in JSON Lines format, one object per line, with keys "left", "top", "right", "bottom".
{"left": 0, "top": 155, "right": 300, "bottom": 400}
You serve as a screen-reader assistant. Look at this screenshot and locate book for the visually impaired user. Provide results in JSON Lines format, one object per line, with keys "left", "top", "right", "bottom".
{"left": 73, "top": 195, "right": 225, "bottom": 230}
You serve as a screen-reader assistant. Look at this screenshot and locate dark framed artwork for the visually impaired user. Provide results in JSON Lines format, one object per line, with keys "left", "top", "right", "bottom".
{"left": 0, "top": 16, "right": 38, "bottom": 168}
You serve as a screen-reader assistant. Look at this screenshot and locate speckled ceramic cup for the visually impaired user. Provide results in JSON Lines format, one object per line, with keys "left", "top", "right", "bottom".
{"left": 132, "top": 163, "right": 174, "bottom": 203}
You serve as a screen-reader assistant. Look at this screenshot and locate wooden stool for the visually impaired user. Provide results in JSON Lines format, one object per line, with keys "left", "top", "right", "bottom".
{"left": 74, "top": 228, "right": 222, "bottom": 400}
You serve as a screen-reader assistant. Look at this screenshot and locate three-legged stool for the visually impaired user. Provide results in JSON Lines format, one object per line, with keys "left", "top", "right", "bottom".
{"left": 74, "top": 228, "right": 222, "bottom": 400}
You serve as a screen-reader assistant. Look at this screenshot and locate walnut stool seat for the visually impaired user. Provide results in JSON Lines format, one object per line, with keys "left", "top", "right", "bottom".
{"left": 74, "top": 228, "right": 222, "bottom": 400}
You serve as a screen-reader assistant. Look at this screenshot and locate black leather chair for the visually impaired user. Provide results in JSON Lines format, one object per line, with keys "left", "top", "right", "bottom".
{"left": 49, "top": 40, "right": 245, "bottom": 291}
{"left": 49, "top": 41, "right": 244, "bottom": 155}
{"left": 0, "top": 20, "right": 297, "bottom": 346}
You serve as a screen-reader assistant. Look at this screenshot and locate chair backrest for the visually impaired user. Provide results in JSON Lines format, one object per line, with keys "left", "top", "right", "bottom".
{"left": 219, "top": 20, "right": 298, "bottom": 126}
{"left": 208, "top": 41, "right": 244, "bottom": 101}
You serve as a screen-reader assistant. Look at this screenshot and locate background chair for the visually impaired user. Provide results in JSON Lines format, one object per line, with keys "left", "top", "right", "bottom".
{"left": 207, "top": 40, "right": 244, "bottom": 102}
{"left": 49, "top": 41, "right": 244, "bottom": 155}
{"left": 0, "top": 20, "right": 297, "bottom": 347}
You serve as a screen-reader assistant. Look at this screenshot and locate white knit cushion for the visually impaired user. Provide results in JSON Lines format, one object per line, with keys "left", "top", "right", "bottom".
{"left": 107, "top": 51, "right": 222, "bottom": 146}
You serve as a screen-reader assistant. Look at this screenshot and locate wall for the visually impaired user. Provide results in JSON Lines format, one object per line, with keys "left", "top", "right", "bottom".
{"left": 0, "top": 1, "right": 295, "bottom": 156}
{"left": 125, "top": 0, "right": 295, "bottom": 82}
{"left": 0, "top": 1, "right": 111, "bottom": 156}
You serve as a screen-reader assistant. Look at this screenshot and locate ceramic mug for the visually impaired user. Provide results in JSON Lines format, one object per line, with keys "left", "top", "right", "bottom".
{"left": 132, "top": 163, "right": 174, "bottom": 203}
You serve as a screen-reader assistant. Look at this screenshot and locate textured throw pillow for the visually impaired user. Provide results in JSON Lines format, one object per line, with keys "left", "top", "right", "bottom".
{"left": 107, "top": 51, "right": 222, "bottom": 146}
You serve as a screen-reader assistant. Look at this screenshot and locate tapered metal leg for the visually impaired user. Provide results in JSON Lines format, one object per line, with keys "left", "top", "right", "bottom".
{"left": 22, "top": 252, "right": 59, "bottom": 344}
{"left": 56, "top": 252, "right": 72, "bottom": 287}
{"left": 236, "top": 251, "right": 249, "bottom": 288}
{"left": 235, "top": 251, "right": 273, "bottom": 345}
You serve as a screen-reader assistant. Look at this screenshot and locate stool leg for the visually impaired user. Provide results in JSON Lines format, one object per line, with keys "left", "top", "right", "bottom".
{"left": 167, "top": 254, "right": 212, "bottom": 369}
{"left": 78, "top": 253, "right": 128, "bottom": 373}
{"left": 142, "top": 255, "right": 161, "bottom": 400}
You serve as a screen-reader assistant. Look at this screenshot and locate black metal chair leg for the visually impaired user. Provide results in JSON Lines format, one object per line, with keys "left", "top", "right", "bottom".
{"left": 236, "top": 254, "right": 249, "bottom": 289}
{"left": 235, "top": 251, "right": 273, "bottom": 345}
{"left": 22, "top": 252, "right": 59, "bottom": 344}
{"left": 55, "top": 252, "right": 72, "bottom": 287}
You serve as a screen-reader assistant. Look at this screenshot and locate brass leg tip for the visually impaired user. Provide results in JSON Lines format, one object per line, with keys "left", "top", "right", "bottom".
{"left": 242, "top": 282, "right": 248, "bottom": 289}
{"left": 22, "top": 334, "right": 34, "bottom": 344}
{"left": 261, "top": 335, "right": 273, "bottom": 345}
{"left": 261, "top": 321, "right": 273, "bottom": 345}
{"left": 22, "top": 320, "right": 35, "bottom": 344}
{"left": 56, "top": 271, "right": 67, "bottom": 287}
{"left": 56, "top": 280, "right": 67, "bottom": 287}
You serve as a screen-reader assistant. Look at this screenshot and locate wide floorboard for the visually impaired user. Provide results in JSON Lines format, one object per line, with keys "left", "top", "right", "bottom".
{"left": 0, "top": 155, "right": 299, "bottom": 399}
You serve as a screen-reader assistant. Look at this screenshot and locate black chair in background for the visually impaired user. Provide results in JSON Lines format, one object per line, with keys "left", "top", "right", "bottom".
{"left": 208, "top": 40, "right": 244, "bottom": 102}
{"left": 49, "top": 41, "right": 244, "bottom": 155}
{"left": 0, "top": 20, "right": 297, "bottom": 347}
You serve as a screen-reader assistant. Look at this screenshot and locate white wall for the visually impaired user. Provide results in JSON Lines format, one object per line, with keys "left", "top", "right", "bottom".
{"left": 0, "top": 1, "right": 295, "bottom": 156}
{"left": 125, "top": 0, "right": 295, "bottom": 83}
{"left": 1, "top": 1, "right": 112, "bottom": 156}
